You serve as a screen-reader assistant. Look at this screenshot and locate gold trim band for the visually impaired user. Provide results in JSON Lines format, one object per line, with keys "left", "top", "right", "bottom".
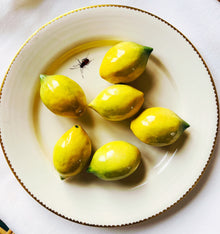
{"left": 0, "top": 4, "right": 219, "bottom": 227}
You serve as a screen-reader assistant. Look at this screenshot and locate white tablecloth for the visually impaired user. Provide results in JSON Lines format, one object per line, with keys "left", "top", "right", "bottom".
{"left": 0, "top": 0, "right": 219, "bottom": 233}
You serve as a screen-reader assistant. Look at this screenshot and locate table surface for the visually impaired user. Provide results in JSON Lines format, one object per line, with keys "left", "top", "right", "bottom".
{"left": 0, "top": 0, "right": 219, "bottom": 233}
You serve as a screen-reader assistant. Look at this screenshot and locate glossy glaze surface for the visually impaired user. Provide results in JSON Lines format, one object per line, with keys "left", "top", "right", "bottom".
{"left": 53, "top": 125, "right": 92, "bottom": 179}
{"left": 131, "top": 107, "right": 190, "bottom": 146}
{"left": 89, "top": 84, "right": 144, "bottom": 121}
{"left": 100, "top": 41, "right": 153, "bottom": 83}
{"left": 40, "top": 74, "right": 87, "bottom": 117}
{"left": 88, "top": 141, "right": 141, "bottom": 181}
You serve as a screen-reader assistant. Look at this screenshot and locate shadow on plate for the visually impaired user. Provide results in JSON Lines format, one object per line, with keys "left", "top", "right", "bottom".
{"left": 65, "top": 158, "right": 147, "bottom": 188}
{"left": 114, "top": 159, "right": 147, "bottom": 187}
{"left": 156, "top": 132, "right": 190, "bottom": 155}
{"left": 78, "top": 108, "right": 95, "bottom": 128}
{"left": 130, "top": 53, "right": 176, "bottom": 108}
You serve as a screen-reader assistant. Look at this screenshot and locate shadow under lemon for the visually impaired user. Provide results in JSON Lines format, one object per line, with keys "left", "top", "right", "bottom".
{"left": 130, "top": 67, "right": 156, "bottom": 108}
{"left": 65, "top": 158, "right": 147, "bottom": 188}
{"left": 152, "top": 131, "right": 190, "bottom": 155}
{"left": 130, "top": 53, "right": 177, "bottom": 108}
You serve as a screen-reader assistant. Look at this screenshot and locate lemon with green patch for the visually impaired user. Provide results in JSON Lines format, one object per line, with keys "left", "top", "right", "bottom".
{"left": 89, "top": 84, "right": 144, "bottom": 121}
{"left": 87, "top": 141, "right": 141, "bottom": 181}
{"left": 130, "top": 107, "right": 190, "bottom": 146}
{"left": 53, "top": 125, "right": 92, "bottom": 179}
{"left": 99, "top": 41, "right": 153, "bottom": 83}
{"left": 40, "top": 74, "right": 87, "bottom": 117}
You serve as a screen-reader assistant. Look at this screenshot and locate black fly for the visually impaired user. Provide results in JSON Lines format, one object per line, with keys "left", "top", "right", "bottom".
{"left": 79, "top": 58, "right": 90, "bottom": 68}
{"left": 70, "top": 57, "right": 92, "bottom": 78}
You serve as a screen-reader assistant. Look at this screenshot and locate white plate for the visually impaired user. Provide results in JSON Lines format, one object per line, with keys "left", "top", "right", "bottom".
{"left": 0, "top": 5, "right": 219, "bottom": 226}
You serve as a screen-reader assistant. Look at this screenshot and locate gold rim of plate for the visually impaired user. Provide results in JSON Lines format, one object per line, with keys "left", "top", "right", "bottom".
{"left": 0, "top": 4, "right": 219, "bottom": 227}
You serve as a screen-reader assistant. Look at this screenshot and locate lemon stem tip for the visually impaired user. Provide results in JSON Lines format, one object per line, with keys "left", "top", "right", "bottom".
{"left": 60, "top": 176, "right": 65, "bottom": 180}
{"left": 87, "top": 167, "right": 92, "bottom": 173}
{"left": 144, "top": 46, "right": 153, "bottom": 55}
{"left": 40, "top": 74, "right": 47, "bottom": 82}
{"left": 182, "top": 121, "right": 190, "bottom": 130}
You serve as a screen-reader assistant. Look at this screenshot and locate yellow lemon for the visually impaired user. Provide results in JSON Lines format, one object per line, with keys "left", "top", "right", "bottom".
{"left": 40, "top": 74, "right": 87, "bottom": 117}
{"left": 130, "top": 107, "right": 190, "bottom": 146}
{"left": 88, "top": 85, "right": 144, "bottom": 121}
{"left": 53, "top": 125, "right": 92, "bottom": 179}
{"left": 99, "top": 41, "right": 153, "bottom": 83}
{"left": 87, "top": 141, "right": 141, "bottom": 181}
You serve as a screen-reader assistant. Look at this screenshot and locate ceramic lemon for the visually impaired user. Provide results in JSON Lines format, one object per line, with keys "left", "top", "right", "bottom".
{"left": 53, "top": 125, "right": 92, "bottom": 179}
{"left": 130, "top": 107, "right": 190, "bottom": 146}
{"left": 89, "top": 85, "right": 144, "bottom": 121}
{"left": 87, "top": 141, "right": 141, "bottom": 181}
{"left": 40, "top": 74, "right": 87, "bottom": 117}
{"left": 99, "top": 41, "right": 153, "bottom": 83}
